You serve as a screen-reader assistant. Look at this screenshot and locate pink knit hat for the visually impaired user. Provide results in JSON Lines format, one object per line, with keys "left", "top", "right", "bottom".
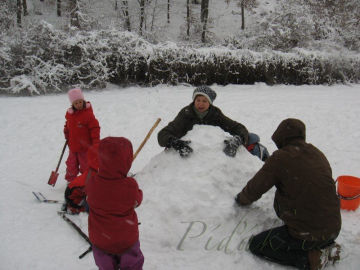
{"left": 68, "top": 88, "right": 85, "bottom": 104}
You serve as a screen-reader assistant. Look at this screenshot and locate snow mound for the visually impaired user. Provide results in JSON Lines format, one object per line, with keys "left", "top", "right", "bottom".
{"left": 136, "top": 126, "right": 280, "bottom": 269}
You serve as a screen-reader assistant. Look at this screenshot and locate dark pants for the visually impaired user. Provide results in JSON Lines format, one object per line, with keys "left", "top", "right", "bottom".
{"left": 248, "top": 225, "right": 334, "bottom": 270}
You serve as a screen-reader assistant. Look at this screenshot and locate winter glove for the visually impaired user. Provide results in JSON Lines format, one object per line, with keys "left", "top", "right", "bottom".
{"left": 223, "top": 135, "right": 243, "bottom": 157}
{"left": 235, "top": 192, "right": 252, "bottom": 206}
{"left": 169, "top": 137, "right": 193, "bottom": 157}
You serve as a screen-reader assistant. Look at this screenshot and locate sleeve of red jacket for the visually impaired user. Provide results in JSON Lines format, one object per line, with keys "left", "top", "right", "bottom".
{"left": 135, "top": 188, "right": 143, "bottom": 208}
{"left": 88, "top": 115, "right": 100, "bottom": 145}
{"left": 133, "top": 178, "right": 143, "bottom": 208}
{"left": 64, "top": 121, "right": 69, "bottom": 140}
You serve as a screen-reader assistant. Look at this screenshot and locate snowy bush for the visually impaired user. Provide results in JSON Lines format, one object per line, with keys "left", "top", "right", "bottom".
{"left": 9, "top": 75, "right": 39, "bottom": 95}
{"left": 0, "top": 22, "right": 359, "bottom": 95}
{"left": 145, "top": 47, "right": 359, "bottom": 85}
{"left": 0, "top": 2, "right": 15, "bottom": 35}
{"left": 225, "top": 0, "right": 360, "bottom": 53}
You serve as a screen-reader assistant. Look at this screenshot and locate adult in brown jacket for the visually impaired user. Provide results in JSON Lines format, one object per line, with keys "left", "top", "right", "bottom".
{"left": 158, "top": 86, "right": 269, "bottom": 160}
{"left": 235, "top": 118, "right": 341, "bottom": 270}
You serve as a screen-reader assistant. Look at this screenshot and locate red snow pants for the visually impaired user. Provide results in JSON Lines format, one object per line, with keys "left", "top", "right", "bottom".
{"left": 65, "top": 150, "right": 88, "bottom": 182}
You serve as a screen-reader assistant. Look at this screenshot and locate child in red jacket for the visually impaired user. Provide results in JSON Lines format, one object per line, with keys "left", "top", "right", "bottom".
{"left": 63, "top": 144, "right": 99, "bottom": 214}
{"left": 63, "top": 88, "right": 100, "bottom": 183}
{"left": 86, "top": 137, "right": 144, "bottom": 270}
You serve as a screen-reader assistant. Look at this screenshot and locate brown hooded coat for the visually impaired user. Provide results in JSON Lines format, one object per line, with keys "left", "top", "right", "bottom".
{"left": 238, "top": 118, "right": 341, "bottom": 241}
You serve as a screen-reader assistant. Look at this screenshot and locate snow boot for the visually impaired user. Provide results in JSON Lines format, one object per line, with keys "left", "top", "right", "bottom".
{"left": 308, "top": 243, "right": 341, "bottom": 270}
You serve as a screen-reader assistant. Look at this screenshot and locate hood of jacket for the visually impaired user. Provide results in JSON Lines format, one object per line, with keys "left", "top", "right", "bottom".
{"left": 97, "top": 137, "right": 133, "bottom": 179}
{"left": 271, "top": 118, "right": 306, "bottom": 149}
{"left": 67, "top": 101, "right": 91, "bottom": 114}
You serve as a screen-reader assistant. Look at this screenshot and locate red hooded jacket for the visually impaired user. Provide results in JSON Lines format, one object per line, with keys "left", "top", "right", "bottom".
{"left": 64, "top": 102, "right": 100, "bottom": 153}
{"left": 86, "top": 137, "right": 143, "bottom": 254}
{"left": 68, "top": 144, "right": 99, "bottom": 189}
{"left": 64, "top": 144, "right": 99, "bottom": 214}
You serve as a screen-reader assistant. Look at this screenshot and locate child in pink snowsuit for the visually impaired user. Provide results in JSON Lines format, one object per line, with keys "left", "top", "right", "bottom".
{"left": 63, "top": 88, "right": 100, "bottom": 183}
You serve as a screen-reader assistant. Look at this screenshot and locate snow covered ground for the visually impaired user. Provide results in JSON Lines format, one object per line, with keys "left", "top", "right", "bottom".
{"left": 1, "top": 83, "right": 360, "bottom": 269}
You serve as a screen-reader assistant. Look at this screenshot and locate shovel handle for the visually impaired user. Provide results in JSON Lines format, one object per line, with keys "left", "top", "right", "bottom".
{"left": 133, "top": 118, "right": 161, "bottom": 161}
{"left": 55, "top": 141, "right": 68, "bottom": 172}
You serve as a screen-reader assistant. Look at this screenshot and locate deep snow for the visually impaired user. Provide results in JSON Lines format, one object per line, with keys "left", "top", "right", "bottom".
{"left": 1, "top": 83, "right": 360, "bottom": 269}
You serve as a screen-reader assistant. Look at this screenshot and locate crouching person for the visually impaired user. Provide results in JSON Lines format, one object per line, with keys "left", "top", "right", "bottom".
{"left": 235, "top": 118, "right": 341, "bottom": 270}
{"left": 63, "top": 144, "right": 99, "bottom": 214}
{"left": 86, "top": 137, "right": 144, "bottom": 270}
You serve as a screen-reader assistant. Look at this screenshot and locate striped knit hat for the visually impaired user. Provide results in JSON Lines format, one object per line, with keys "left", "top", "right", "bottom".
{"left": 192, "top": 86, "right": 217, "bottom": 104}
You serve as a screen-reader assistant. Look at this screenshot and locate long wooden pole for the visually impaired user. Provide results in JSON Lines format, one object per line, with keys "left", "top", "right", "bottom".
{"left": 133, "top": 118, "right": 161, "bottom": 161}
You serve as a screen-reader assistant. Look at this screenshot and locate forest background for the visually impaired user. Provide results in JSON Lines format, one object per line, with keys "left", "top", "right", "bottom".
{"left": 1, "top": 0, "right": 360, "bottom": 95}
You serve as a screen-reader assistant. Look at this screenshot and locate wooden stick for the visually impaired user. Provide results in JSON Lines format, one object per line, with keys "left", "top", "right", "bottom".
{"left": 55, "top": 141, "right": 68, "bottom": 172}
{"left": 133, "top": 118, "right": 161, "bottom": 161}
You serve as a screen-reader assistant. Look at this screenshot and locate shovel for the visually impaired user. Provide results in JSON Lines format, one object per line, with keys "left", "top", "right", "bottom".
{"left": 133, "top": 118, "right": 161, "bottom": 161}
{"left": 48, "top": 141, "right": 68, "bottom": 186}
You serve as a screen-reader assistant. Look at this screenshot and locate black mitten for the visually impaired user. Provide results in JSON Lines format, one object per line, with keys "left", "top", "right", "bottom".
{"left": 169, "top": 138, "right": 193, "bottom": 157}
{"left": 223, "top": 135, "right": 243, "bottom": 157}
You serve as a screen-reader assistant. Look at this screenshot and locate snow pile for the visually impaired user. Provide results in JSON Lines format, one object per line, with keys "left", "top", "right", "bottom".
{"left": 136, "top": 125, "right": 281, "bottom": 269}
{"left": 1, "top": 84, "right": 360, "bottom": 269}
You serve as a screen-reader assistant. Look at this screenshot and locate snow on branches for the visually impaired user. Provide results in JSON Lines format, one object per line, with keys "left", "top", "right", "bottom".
{"left": 0, "top": 21, "right": 359, "bottom": 95}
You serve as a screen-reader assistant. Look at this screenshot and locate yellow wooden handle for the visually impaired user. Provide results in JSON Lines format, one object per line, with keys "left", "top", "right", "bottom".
{"left": 133, "top": 118, "right": 161, "bottom": 161}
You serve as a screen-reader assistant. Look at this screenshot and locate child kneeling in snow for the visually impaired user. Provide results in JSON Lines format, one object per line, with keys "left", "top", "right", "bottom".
{"left": 63, "top": 88, "right": 100, "bottom": 183}
{"left": 157, "top": 86, "right": 269, "bottom": 160}
{"left": 86, "top": 137, "right": 144, "bottom": 270}
{"left": 63, "top": 144, "right": 99, "bottom": 214}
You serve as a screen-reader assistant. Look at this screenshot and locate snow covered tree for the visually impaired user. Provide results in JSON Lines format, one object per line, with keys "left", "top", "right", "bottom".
{"left": 69, "top": 0, "right": 80, "bottom": 28}
{"left": 57, "top": 0, "right": 61, "bottom": 17}
{"left": 17, "top": 0, "right": 22, "bottom": 27}
{"left": 167, "top": 0, "right": 170, "bottom": 23}
{"left": 186, "top": 0, "right": 191, "bottom": 37}
{"left": 0, "top": 1, "right": 15, "bottom": 32}
{"left": 121, "top": 1, "right": 131, "bottom": 31}
{"left": 149, "top": 0, "right": 158, "bottom": 31}
{"left": 139, "top": 0, "right": 145, "bottom": 35}
{"left": 227, "top": 0, "right": 257, "bottom": 30}
{"left": 201, "top": 0, "right": 209, "bottom": 42}
{"left": 22, "top": 0, "right": 28, "bottom": 16}
{"left": 304, "top": 0, "right": 360, "bottom": 51}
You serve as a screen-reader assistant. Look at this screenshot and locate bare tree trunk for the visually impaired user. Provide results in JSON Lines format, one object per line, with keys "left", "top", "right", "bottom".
{"left": 186, "top": 0, "right": 191, "bottom": 37}
{"left": 57, "top": 0, "right": 61, "bottom": 17}
{"left": 22, "top": 0, "right": 28, "bottom": 16}
{"left": 201, "top": 0, "right": 209, "bottom": 42}
{"left": 241, "top": 0, "right": 245, "bottom": 30}
{"left": 150, "top": 0, "right": 158, "bottom": 31}
{"left": 70, "top": 0, "right": 80, "bottom": 28}
{"left": 167, "top": 0, "right": 170, "bottom": 23}
{"left": 115, "top": 0, "right": 118, "bottom": 10}
{"left": 17, "top": 0, "right": 22, "bottom": 27}
{"left": 121, "top": 1, "right": 131, "bottom": 31}
{"left": 139, "top": 0, "right": 145, "bottom": 35}
{"left": 200, "top": 0, "right": 205, "bottom": 22}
